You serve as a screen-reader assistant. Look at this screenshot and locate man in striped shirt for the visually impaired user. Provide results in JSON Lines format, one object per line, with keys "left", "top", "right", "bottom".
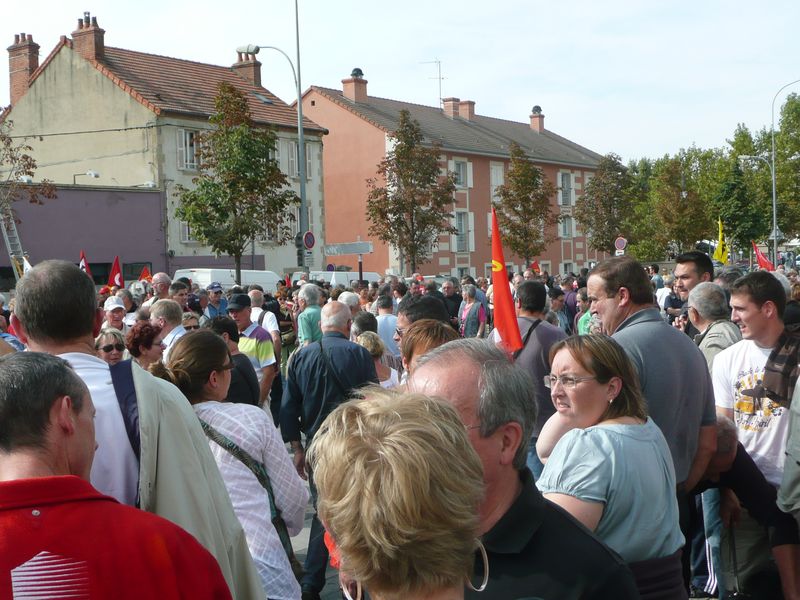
{"left": 228, "top": 294, "right": 276, "bottom": 408}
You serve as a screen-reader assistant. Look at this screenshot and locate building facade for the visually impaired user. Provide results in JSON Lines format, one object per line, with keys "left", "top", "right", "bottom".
{"left": 4, "top": 13, "right": 327, "bottom": 278}
{"left": 302, "top": 70, "right": 607, "bottom": 277}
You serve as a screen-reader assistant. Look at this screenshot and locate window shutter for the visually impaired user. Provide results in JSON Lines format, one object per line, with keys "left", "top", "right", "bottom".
{"left": 305, "top": 143, "right": 312, "bottom": 180}
{"left": 467, "top": 162, "right": 474, "bottom": 188}
{"left": 177, "top": 129, "right": 186, "bottom": 169}
{"left": 468, "top": 212, "right": 475, "bottom": 252}
{"left": 450, "top": 214, "right": 458, "bottom": 251}
{"left": 487, "top": 211, "right": 493, "bottom": 238}
{"left": 557, "top": 171, "right": 564, "bottom": 205}
{"left": 288, "top": 141, "right": 298, "bottom": 177}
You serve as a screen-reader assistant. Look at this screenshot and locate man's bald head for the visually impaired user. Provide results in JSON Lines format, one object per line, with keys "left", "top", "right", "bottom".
{"left": 321, "top": 301, "right": 351, "bottom": 335}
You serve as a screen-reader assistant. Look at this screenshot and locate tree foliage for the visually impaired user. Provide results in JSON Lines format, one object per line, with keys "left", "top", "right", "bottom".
{"left": 366, "top": 110, "right": 456, "bottom": 274}
{"left": 0, "top": 117, "right": 57, "bottom": 212}
{"left": 573, "top": 153, "right": 633, "bottom": 253}
{"left": 713, "top": 161, "right": 768, "bottom": 251}
{"left": 493, "top": 142, "right": 557, "bottom": 263}
{"left": 175, "top": 83, "right": 297, "bottom": 283}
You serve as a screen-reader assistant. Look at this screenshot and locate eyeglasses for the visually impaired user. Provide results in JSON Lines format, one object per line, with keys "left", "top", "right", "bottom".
{"left": 544, "top": 374, "right": 597, "bottom": 389}
{"left": 100, "top": 343, "right": 125, "bottom": 353}
{"left": 217, "top": 362, "right": 235, "bottom": 372}
{"left": 184, "top": 325, "right": 199, "bottom": 330}
{"left": 395, "top": 327, "right": 406, "bottom": 338}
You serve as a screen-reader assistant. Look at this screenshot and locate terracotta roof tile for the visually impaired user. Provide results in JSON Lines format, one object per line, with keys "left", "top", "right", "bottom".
{"left": 100, "top": 47, "right": 324, "bottom": 132}
{"left": 312, "top": 86, "right": 601, "bottom": 168}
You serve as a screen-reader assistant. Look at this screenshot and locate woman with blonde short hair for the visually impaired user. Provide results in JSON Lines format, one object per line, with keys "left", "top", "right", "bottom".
{"left": 95, "top": 327, "right": 126, "bottom": 366}
{"left": 355, "top": 331, "right": 398, "bottom": 388}
{"left": 308, "top": 389, "right": 486, "bottom": 600}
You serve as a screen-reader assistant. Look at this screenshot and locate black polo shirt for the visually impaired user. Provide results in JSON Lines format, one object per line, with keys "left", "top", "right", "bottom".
{"left": 466, "top": 469, "right": 639, "bottom": 600}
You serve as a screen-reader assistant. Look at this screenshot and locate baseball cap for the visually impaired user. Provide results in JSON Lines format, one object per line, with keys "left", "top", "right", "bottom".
{"left": 227, "top": 294, "right": 251, "bottom": 311}
{"left": 99, "top": 286, "right": 111, "bottom": 295}
{"left": 103, "top": 296, "right": 126, "bottom": 312}
{"left": 207, "top": 281, "right": 223, "bottom": 292}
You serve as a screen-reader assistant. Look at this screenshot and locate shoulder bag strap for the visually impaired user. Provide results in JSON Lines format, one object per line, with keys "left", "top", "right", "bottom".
{"left": 108, "top": 359, "right": 141, "bottom": 462}
{"left": 317, "top": 339, "right": 349, "bottom": 396}
{"left": 512, "top": 319, "right": 541, "bottom": 360}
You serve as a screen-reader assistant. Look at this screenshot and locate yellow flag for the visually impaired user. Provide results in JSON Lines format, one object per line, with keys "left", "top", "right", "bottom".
{"left": 713, "top": 217, "right": 727, "bottom": 263}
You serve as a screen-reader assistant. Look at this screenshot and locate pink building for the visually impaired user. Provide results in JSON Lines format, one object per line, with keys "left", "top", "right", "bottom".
{"left": 302, "top": 69, "right": 608, "bottom": 278}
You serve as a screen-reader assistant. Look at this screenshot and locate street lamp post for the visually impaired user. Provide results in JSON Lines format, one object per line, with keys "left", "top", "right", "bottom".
{"left": 238, "top": 3, "right": 308, "bottom": 271}
{"left": 739, "top": 154, "right": 779, "bottom": 263}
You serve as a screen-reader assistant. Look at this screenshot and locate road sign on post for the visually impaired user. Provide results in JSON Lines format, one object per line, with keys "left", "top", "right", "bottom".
{"left": 303, "top": 231, "right": 315, "bottom": 250}
{"left": 323, "top": 242, "right": 373, "bottom": 256}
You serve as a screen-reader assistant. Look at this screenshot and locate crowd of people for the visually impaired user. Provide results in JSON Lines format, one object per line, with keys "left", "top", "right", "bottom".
{"left": 2, "top": 255, "right": 800, "bottom": 600}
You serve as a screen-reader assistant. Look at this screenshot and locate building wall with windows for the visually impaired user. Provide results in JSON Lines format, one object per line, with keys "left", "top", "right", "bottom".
{"left": 303, "top": 74, "right": 608, "bottom": 278}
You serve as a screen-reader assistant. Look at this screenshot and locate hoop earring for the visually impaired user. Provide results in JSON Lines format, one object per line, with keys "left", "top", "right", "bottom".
{"left": 466, "top": 539, "right": 489, "bottom": 592}
{"left": 342, "top": 580, "right": 362, "bottom": 600}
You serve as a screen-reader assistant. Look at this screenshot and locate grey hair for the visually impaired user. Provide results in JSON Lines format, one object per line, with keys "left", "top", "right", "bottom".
{"left": 321, "top": 301, "right": 351, "bottom": 330}
{"left": 95, "top": 327, "right": 125, "bottom": 349}
{"left": 338, "top": 291, "right": 360, "bottom": 310}
{"left": 116, "top": 289, "right": 133, "bottom": 302}
{"left": 150, "top": 299, "right": 183, "bottom": 326}
{"left": 716, "top": 414, "right": 738, "bottom": 455}
{"left": 299, "top": 283, "right": 321, "bottom": 305}
{"left": 416, "top": 338, "right": 536, "bottom": 470}
{"left": 462, "top": 284, "right": 477, "bottom": 299}
{"left": 773, "top": 272, "right": 792, "bottom": 299}
{"left": 688, "top": 282, "right": 729, "bottom": 321}
{"left": 0, "top": 352, "right": 87, "bottom": 451}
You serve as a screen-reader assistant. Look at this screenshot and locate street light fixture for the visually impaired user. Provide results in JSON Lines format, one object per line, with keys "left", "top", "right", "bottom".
{"left": 238, "top": 1, "right": 308, "bottom": 271}
{"left": 739, "top": 154, "right": 781, "bottom": 261}
{"left": 72, "top": 170, "right": 100, "bottom": 185}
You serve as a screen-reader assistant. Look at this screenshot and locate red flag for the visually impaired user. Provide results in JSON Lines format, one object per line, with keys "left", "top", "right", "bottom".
{"left": 107, "top": 256, "right": 124, "bottom": 288}
{"left": 79, "top": 250, "right": 92, "bottom": 278}
{"left": 530, "top": 260, "right": 541, "bottom": 274}
{"left": 285, "top": 274, "right": 291, "bottom": 287}
{"left": 751, "top": 241, "right": 775, "bottom": 271}
{"left": 138, "top": 265, "right": 152, "bottom": 282}
{"left": 491, "top": 208, "right": 523, "bottom": 353}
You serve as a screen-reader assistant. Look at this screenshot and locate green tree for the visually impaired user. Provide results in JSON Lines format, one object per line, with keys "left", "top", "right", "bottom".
{"left": 366, "top": 110, "right": 456, "bottom": 274}
{"left": 625, "top": 158, "right": 666, "bottom": 261}
{"left": 175, "top": 83, "right": 297, "bottom": 283}
{"left": 713, "top": 161, "right": 768, "bottom": 252}
{"left": 775, "top": 94, "right": 800, "bottom": 238}
{"left": 492, "top": 142, "right": 557, "bottom": 264}
{"left": 574, "top": 153, "right": 634, "bottom": 253}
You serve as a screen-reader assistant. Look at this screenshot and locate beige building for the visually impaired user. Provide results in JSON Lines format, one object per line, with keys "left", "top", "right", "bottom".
{"left": 4, "top": 13, "right": 327, "bottom": 274}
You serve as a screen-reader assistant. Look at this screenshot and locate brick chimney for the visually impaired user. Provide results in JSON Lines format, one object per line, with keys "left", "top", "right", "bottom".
{"left": 459, "top": 100, "right": 475, "bottom": 121}
{"left": 232, "top": 52, "right": 261, "bottom": 87}
{"left": 342, "top": 68, "right": 367, "bottom": 103}
{"left": 71, "top": 12, "right": 105, "bottom": 62}
{"left": 7, "top": 33, "right": 40, "bottom": 105}
{"left": 530, "top": 105, "right": 545, "bottom": 132}
{"left": 442, "top": 97, "right": 460, "bottom": 119}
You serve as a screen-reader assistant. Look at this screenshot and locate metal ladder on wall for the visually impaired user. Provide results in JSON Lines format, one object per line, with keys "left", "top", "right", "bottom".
{"left": 1, "top": 205, "right": 26, "bottom": 282}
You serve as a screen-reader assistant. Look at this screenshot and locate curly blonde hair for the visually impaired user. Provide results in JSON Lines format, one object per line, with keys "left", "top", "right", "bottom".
{"left": 307, "top": 388, "right": 483, "bottom": 599}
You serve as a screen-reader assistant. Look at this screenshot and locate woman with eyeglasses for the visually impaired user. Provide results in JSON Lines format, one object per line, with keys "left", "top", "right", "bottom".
{"left": 125, "top": 321, "right": 164, "bottom": 370}
{"left": 182, "top": 312, "right": 200, "bottom": 331}
{"left": 95, "top": 327, "right": 126, "bottom": 366}
{"left": 151, "top": 329, "right": 309, "bottom": 600}
{"left": 535, "top": 335, "right": 685, "bottom": 599}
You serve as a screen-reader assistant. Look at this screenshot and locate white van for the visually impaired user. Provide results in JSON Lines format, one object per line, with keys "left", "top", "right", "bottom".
{"left": 291, "top": 270, "right": 382, "bottom": 287}
{"left": 173, "top": 268, "right": 282, "bottom": 293}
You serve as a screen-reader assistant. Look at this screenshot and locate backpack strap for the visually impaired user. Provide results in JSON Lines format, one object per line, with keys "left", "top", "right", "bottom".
{"left": 108, "top": 359, "right": 141, "bottom": 463}
{"left": 512, "top": 319, "right": 541, "bottom": 360}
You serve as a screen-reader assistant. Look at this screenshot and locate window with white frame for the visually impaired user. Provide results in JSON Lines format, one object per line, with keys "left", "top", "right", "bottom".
{"left": 490, "top": 163, "right": 505, "bottom": 198}
{"left": 180, "top": 221, "right": 197, "bottom": 243}
{"left": 561, "top": 216, "right": 573, "bottom": 238}
{"left": 559, "top": 172, "right": 573, "bottom": 206}
{"left": 454, "top": 161, "right": 468, "bottom": 188}
{"left": 287, "top": 141, "right": 312, "bottom": 180}
{"left": 177, "top": 129, "right": 200, "bottom": 171}
{"left": 562, "top": 262, "right": 574, "bottom": 275}
{"left": 455, "top": 211, "right": 469, "bottom": 252}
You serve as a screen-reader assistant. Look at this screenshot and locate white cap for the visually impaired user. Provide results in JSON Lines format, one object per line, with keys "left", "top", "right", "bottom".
{"left": 103, "top": 296, "right": 126, "bottom": 312}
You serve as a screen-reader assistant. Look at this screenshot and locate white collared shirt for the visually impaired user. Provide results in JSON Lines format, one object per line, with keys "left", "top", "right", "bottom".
{"left": 162, "top": 325, "right": 187, "bottom": 362}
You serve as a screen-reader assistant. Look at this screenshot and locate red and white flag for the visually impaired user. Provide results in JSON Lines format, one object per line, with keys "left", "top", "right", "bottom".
{"left": 491, "top": 208, "right": 523, "bottom": 354}
{"left": 79, "top": 250, "right": 92, "bottom": 278}
{"left": 107, "top": 256, "right": 124, "bottom": 288}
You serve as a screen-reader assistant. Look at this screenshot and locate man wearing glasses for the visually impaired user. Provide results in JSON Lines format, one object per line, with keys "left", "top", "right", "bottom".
{"left": 141, "top": 272, "right": 171, "bottom": 308}
{"left": 204, "top": 281, "right": 228, "bottom": 319}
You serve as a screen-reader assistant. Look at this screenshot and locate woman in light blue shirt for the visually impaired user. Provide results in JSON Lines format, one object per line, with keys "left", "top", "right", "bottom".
{"left": 535, "top": 335, "right": 685, "bottom": 598}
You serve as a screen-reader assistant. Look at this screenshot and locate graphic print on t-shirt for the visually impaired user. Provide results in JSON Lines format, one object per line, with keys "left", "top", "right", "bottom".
{"left": 12, "top": 551, "right": 89, "bottom": 599}
{"left": 732, "top": 366, "right": 785, "bottom": 431}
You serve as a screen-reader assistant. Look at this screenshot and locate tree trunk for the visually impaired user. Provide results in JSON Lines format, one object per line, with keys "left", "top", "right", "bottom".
{"left": 234, "top": 254, "right": 242, "bottom": 285}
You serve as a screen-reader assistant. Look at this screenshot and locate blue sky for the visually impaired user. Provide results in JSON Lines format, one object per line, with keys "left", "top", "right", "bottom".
{"left": 4, "top": 0, "right": 799, "bottom": 162}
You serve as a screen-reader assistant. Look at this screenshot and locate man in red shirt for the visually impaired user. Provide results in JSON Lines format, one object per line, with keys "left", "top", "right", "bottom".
{"left": 0, "top": 352, "right": 232, "bottom": 600}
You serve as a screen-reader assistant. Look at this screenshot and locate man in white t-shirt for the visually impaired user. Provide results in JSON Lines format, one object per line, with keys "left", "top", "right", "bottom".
{"left": 712, "top": 270, "right": 791, "bottom": 593}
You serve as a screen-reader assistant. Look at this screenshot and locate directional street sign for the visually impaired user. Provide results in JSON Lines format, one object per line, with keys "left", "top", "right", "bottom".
{"left": 324, "top": 241, "right": 374, "bottom": 256}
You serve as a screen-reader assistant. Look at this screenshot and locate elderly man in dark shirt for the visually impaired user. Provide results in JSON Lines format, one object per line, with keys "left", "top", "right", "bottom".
{"left": 281, "top": 300, "right": 378, "bottom": 600}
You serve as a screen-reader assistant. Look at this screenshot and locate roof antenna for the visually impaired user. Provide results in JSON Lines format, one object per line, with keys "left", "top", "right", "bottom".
{"left": 421, "top": 59, "right": 445, "bottom": 107}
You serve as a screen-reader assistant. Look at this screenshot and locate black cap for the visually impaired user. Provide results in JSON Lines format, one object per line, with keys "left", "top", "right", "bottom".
{"left": 227, "top": 294, "right": 251, "bottom": 311}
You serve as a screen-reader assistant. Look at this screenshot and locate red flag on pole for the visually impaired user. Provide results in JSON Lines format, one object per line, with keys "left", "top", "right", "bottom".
{"left": 79, "top": 250, "right": 93, "bottom": 278}
{"left": 751, "top": 241, "right": 775, "bottom": 271}
{"left": 107, "top": 256, "right": 124, "bottom": 288}
{"left": 530, "top": 260, "right": 541, "bottom": 274}
{"left": 138, "top": 265, "right": 152, "bottom": 282}
{"left": 491, "top": 208, "right": 523, "bottom": 353}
